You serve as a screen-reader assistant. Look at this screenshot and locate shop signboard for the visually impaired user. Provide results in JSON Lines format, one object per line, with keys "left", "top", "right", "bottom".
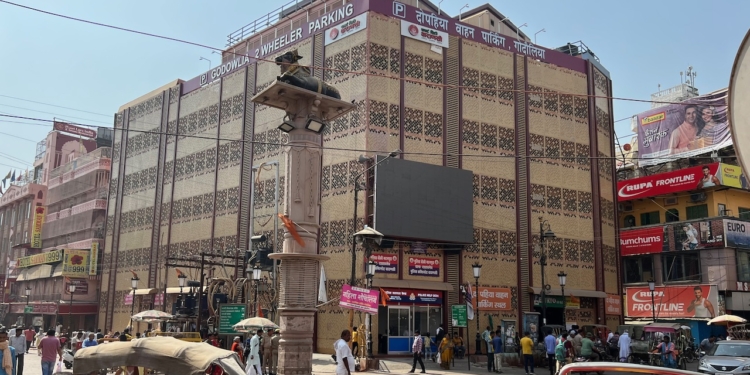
{"left": 325, "top": 12, "right": 368, "bottom": 46}
{"left": 382, "top": 288, "right": 442, "bottom": 305}
{"left": 451, "top": 305, "right": 467, "bottom": 327}
{"left": 340, "top": 284, "right": 379, "bottom": 314}
{"left": 718, "top": 163, "right": 749, "bottom": 189}
{"left": 619, "top": 226, "right": 664, "bottom": 256}
{"left": 62, "top": 249, "right": 90, "bottom": 277}
{"left": 17, "top": 250, "right": 63, "bottom": 268}
{"left": 724, "top": 218, "right": 750, "bottom": 249}
{"left": 475, "top": 287, "right": 512, "bottom": 311}
{"left": 625, "top": 284, "right": 718, "bottom": 319}
{"left": 30, "top": 206, "right": 45, "bottom": 249}
{"left": 124, "top": 293, "right": 133, "bottom": 306}
{"left": 617, "top": 163, "right": 721, "bottom": 201}
{"left": 53, "top": 121, "right": 97, "bottom": 138}
{"left": 635, "top": 89, "right": 730, "bottom": 166}
{"left": 533, "top": 295, "right": 579, "bottom": 309}
{"left": 400, "top": 20, "right": 449, "bottom": 48}
{"left": 218, "top": 304, "right": 246, "bottom": 335}
{"left": 370, "top": 253, "right": 398, "bottom": 274}
{"left": 64, "top": 278, "right": 88, "bottom": 295}
{"left": 89, "top": 242, "right": 100, "bottom": 276}
{"left": 408, "top": 256, "right": 439, "bottom": 277}
{"left": 606, "top": 294, "right": 622, "bottom": 315}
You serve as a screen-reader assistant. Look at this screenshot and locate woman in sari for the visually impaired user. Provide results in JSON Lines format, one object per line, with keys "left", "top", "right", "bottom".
{"left": 438, "top": 333, "right": 454, "bottom": 370}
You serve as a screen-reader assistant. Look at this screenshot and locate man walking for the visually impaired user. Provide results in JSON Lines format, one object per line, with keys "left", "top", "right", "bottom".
{"left": 39, "top": 330, "right": 62, "bottom": 375}
{"left": 271, "top": 329, "right": 280, "bottom": 375}
{"left": 492, "top": 329, "right": 503, "bottom": 373}
{"left": 488, "top": 331, "right": 496, "bottom": 372}
{"left": 247, "top": 329, "right": 263, "bottom": 375}
{"left": 23, "top": 327, "right": 34, "bottom": 353}
{"left": 334, "top": 330, "right": 355, "bottom": 375}
{"left": 262, "top": 329, "right": 273, "bottom": 375}
{"left": 9, "top": 329, "right": 25, "bottom": 375}
{"left": 408, "top": 330, "right": 425, "bottom": 373}
{"left": 482, "top": 326, "right": 492, "bottom": 355}
{"left": 521, "top": 331, "right": 534, "bottom": 375}
{"left": 0, "top": 330, "right": 16, "bottom": 375}
{"left": 544, "top": 330, "right": 557, "bottom": 375}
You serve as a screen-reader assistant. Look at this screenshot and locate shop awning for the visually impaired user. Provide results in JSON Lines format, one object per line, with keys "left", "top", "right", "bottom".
{"left": 25, "top": 265, "right": 53, "bottom": 280}
{"left": 129, "top": 288, "right": 159, "bottom": 296}
{"left": 527, "top": 287, "right": 608, "bottom": 299}
{"left": 15, "top": 269, "right": 28, "bottom": 281}
{"left": 52, "top": 263, "right": 64, "bottom": 277}
{"left": 372, "top": 279, "right": 454, "bottom": 291}
{"left": 165, "top": 286, "right": 207, "bottom": 294}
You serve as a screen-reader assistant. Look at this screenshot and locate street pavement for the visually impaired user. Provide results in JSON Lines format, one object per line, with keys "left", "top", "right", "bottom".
{"left": 20, "top": 347, "right": 701, "bottom": 374}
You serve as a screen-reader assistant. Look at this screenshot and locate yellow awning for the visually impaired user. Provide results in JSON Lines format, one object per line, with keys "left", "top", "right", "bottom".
{"left": 26, "top": 265, "right": 53, "bottom": 280}
{"left": 129, "top": 288, "right": 159, "bottom": 296}
{"left": 15, "top": 269, "right": 28, "bottom": 281}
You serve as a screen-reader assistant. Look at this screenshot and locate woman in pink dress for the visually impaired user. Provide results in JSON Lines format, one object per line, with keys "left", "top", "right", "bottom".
{"left": 668, "top": 105, "right": 702, "bottom": 154}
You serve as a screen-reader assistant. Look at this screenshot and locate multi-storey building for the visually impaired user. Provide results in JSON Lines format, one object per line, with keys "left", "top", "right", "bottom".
{"left": 102, "top": 0, "right": 620, "bottom": 352}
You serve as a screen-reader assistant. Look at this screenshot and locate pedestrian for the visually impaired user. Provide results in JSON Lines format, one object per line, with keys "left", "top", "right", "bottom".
{"left": 39, "top": 329, "right": 62, "bottom": 375}
{"left": 82, "top": 333, "right": 98, "bottom": 348}
{"left": 0, "top": 330, "right": 16, "bottom": 375}
{"left": 492, "top": 329, "right": 504, "bottom": 373}
{"left": 23, "top": 327, "right": 35, "bottom": 353}
{"left": 96, "top": 328, "right": 104, "bottom": 341}
{"left": 231, "top": 336, "right": 244, "bottom": 364}
{"left": 618, "top": 330, "right": 631, "bottom": 362}
{"left": 9, "top": 328, "right": 25, "bottom": 375}
{"left": 488, "top": 331, "right": 496, "bottom": 372}
{"left": 351, "top": 326, "right": 359, "bottom": 358}
{"left": 573, "top": 330, "right": 583, "bottom": 356}
{"left": 482, "top": 326, "right": 492, "bottom": 355}
{"left": 521, "top": 331, "right": 534, "bottom": 375}
{"left": 653, "top": 336, "right": 677, "bottom": 369}
{"left": 544, "top": 330, "right": 556, "bottom": 375}
{"left": 262, "top": 329, "right": 273, "bottom": 374}
{"left": 408, "top": 330, "right": 425, "bottom": 373}
{"left": 246, "top": 329, "right": 263, "bottom": 375}
{"left": 607, "top": 331, "right": 620, "bottom": 359}
{"left": 334, "top": 330, "right": 355, "bottom": 375}
{"left": 270, "top": 329, "right": 280, "bottom": 375}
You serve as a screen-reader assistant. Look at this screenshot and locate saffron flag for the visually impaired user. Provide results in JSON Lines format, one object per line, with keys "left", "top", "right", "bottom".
{"left": 380, "top": 288, "right": 389, "bottom": 307}
{"left": 465, "top": 282, "right": 475, "bottom": 320}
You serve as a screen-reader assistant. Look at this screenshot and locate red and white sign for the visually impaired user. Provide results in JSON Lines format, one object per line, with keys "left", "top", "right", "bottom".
{"left": 620, "top": 226, "right": 664, "bottom": 256}
{"left": 324, "top": 13, "right": 367, "bottom": 46}
{"left": 606, "top": 294, "right": 622, "bottom": 315}
{"left": 53, "top": 121, "right": 97, "bottom": 138}
{"left": 625, "top": 285, "right": 718, "bottom": 319}
{"left": 617, "top": 163, "right": 720, "bottom": 201}
{"left": 400, "top": 20, "right": 449, "bottom": 48}
{"left": 370, "top": 253, "right": 398, "bottom": 274}
{"left": 64, "top": 278, "right": 88, "bottom": 294}
{"left": 408, "top": 256, "right": 440, "bottom": 277}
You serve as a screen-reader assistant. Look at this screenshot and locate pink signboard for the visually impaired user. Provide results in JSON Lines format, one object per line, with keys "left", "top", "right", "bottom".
{"left": 339, "top": 284, "right": 379, "bottom": 314}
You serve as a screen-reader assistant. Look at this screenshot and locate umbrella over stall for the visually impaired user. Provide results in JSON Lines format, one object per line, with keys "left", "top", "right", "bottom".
{"left": 708, "top": 314, "right": 747, "bottom": 326}
{"left": 233, "top": 317, "right": 279, "bottom": 333}
{"left": 132, "top": 310, "right": 175, "bottom": 323}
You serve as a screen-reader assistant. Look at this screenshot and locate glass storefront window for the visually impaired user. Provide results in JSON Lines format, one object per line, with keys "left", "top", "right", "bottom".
{"left": 388, "top": 307, "right": 411, "bottom": 337}
{"left": 738, "top": 251, "right": 750, "bottom": 282}
{"left": 663, "top": 253, "right": 701, "bottom": 282}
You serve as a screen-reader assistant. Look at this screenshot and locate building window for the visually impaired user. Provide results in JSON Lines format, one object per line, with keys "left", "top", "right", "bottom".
{"left": 26, "top": 201, "right": 31, "bottom": 219}
{"left": 624, "top": 215, "right": 636, "bottom": 228}
{"left": 738, "top": 251, "right": 750, "bottom": 282}
{"left": 739, "top": 207, "right": 750, "bottom": 220}
{"left": 624, "top": 256, "right": 653, "bottom": 283}
{"left": 663, "top": 253, "right": 701, "bottom": 282}
{"left": 640, "top": 211, "right": 660, "bottom": 225}
{"left": 686, "top": 204, "right": 708, "bottom": 220}
{"left": 666, "top": 209, "right": 680, "bottom": 222}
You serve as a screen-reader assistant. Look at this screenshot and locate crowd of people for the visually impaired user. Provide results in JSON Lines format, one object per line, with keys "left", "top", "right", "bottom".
{"left": 213, "top": 328, "right": 279, "bottom": 375}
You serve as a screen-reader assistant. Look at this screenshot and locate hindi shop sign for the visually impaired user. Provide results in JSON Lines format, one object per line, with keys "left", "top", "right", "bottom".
{"left": 606, "top": 294, "right": 622, "bottom": 315}
{"left": 620, "top": 226, "right": 664, "bottom": 256}
{"left": 53, "top": 121, "right": 97, "bottom": 138}
{"left": 617, "top": 163, "right": 720, "bottom": 201}
{"left": 30, "top": 206, "right": 45, "bottom": 249}
{"left": 339, "top": 284, "right": 379, "bottom": 314}
{"left": 218, "top": 304, "right": 247, "bottom": 335}
{"left": 401, "top": 20, "right": 449, "bottom": 48}
{"left": 383, "top": 288, "right": 442, "bottom": 304}
{"left": 408, "top": 256, "right": 440, "bottom": 277}
{"left": 371, "top": 253, "right": 398, "bottom": 274}
{"left": 325, "top": 12, "right": 367, "bottom": 46}
{"left": 474, "top": 287, "right": 512, "bottom": 311}
{"left": 625, "top": 285, "right": 718, "bottom": 319}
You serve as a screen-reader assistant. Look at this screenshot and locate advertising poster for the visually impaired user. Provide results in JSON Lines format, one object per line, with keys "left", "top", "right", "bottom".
{"left": 89, "top": 242, "right": 99, "bottom": 276}
{"left": 370, "top": 253, "right": 398, "bottom": 274}
{"left": 523, "top": 312, "right": 540, "bottom": 345}
{"left": 340, "top": 284, "right": 379, "bottom": 314}
{"left": 617, "top": 163, "right": 721, "bottom": 201}
{"left": 718, "top": 163, "right": 749, "bottom": 189}
{"left": 636, "top": 89, "right": 730, "bottom": 166}
{"left": 17, "top": 250, "right": 63, "bottom": 268}
{"left": 664, "top": 220, "right": 724, "bottom": 251}
{"left": 325, "top": 12, "right": 367, "bottom": 46}
{"left": 619, "top": 226, "right": 665, "bottom": 256}
{"left": 62, "top": 249, "right": 90, "bottom": 277}
{"left": 30, "top": 206, "right": 45, "bottom": 249}
{"left": 408, "top": 256, "right": 440, "bottom": 277}
{"left": 625, "top": 285, "right": 718, "bottom": 319}
{"left": 725, "top": 219, "right": 750, "bottom": 249}
{"left": 475, "top": 287, "right": 512, "bottom": 311}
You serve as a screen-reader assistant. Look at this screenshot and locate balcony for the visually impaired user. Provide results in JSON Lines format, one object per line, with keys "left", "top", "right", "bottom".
{"left": 47, "top": 199, "right": 106, "bottom": 223}
{"left": 41, "top": 228, "right": 104, "bottom": 249}
{"left": 41, "top": 207, "right": 106, "bottom": 241}
{"left": 47, "top": 147, "right": 111, "bottom": 190}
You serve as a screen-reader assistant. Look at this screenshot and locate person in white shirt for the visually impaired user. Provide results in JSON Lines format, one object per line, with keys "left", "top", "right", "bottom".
{"left": 10, "top": 328, "right": 26, "bottom": 375}
{"left": 246, "top": 329, "right": 263, "bottom": 375}
{"left": 334, "top": 330, "right": 355, "bottom": 375}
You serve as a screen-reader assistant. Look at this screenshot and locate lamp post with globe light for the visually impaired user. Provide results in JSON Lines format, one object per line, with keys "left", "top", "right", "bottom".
{"left": 472, "top": 262, "right": 482, "bottom": 355}
{"left": 558, "top": 271, "right": 567, "bottom": 327}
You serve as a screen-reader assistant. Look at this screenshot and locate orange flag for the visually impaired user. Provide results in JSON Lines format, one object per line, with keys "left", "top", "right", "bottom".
{"left": 380, "top": 288, "right": 389, "bottom": 307}
{"left": 257, "top": 302, "right": 264, "bottom": 318}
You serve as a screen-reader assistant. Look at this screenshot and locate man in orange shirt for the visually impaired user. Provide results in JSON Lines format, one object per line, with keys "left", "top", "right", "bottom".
{"left": 23, "top": 328, "right": 35, "bottom": 353}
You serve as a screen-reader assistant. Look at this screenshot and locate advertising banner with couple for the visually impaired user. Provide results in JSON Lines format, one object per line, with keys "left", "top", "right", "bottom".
{"left": 637, "top": 89, "right": 731, "bottom": 166}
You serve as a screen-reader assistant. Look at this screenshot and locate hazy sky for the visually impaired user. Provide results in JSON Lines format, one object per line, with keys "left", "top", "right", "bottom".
{"left": 0, "top": 0, "right": 747, "bottom": 176}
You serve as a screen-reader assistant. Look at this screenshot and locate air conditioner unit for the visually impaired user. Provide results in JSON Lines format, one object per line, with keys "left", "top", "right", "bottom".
{"left": 664, "top": 197, "right": 678, "bottom": 206}
{"left": 618, "top": 203, "right": 634, "bottom": 212}
{"left": 690, "top": 192, "right": 707, "bottom": 203}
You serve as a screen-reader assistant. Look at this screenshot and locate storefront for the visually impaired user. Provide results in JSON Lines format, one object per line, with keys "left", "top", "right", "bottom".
{"left": 7, "top": 302, "right": 98, "bottom": 331}
{"left": 376, "top": 287, "right": 444, "bottom": 354}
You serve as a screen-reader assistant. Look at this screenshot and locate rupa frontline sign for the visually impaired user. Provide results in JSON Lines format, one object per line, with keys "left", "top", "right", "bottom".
{"left": 625, "top": 285, "right": 718, "bottom": 319}
{"left": 617, "top": 163, "right": 720, "bottom": 201}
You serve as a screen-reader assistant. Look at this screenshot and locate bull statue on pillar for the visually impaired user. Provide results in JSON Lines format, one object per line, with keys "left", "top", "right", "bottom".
{"left": 275, "top": 50, "right": 341, "bottom": 100}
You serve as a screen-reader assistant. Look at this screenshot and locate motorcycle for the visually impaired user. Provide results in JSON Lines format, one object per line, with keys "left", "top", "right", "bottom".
{"left": 62, "top": 349, "right": 74, "bottom": 369}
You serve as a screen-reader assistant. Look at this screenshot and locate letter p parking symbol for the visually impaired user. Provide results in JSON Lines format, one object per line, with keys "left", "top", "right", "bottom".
{"left": 393, "top": 2, "right": 406, "bottom": 18}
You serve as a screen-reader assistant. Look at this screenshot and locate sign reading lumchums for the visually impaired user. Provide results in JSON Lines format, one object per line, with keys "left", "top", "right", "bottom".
{"left": 408, "top": 256, "right": 439, "bottom": 277}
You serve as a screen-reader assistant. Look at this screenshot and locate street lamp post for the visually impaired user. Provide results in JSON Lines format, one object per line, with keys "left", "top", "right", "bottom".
{"left": 472, "top": 263, "right": 482, "bottom": 355}
{"left": 130, "top": 276, "right": 139, "bottom": 330}
{"left": 558, "top": 272, "right": 567, "bottom": 328}
{"left": 67, "top": 284, "right": 76, "bottom": 332}
{"left": 538, "top": 217, "right": 556, "bottom": 330}
{"left": 365, "top": 259, "right": 376, "bottom": 358}
{"left": 252, "top": 265, "right": 262, "bottom": 316}
{"left": 24, "top": 287, "right": 31, "bottom": 327}
{"left": 648, "top": 279, "right": 656, "bottom": 323}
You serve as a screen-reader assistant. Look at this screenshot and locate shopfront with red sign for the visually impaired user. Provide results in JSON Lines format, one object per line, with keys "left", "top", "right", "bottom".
{"left": 620, "top": 226, "right": 665, "bottom": 256}
{"left": 378, "top": 288, "right": 444, "bottom": 354}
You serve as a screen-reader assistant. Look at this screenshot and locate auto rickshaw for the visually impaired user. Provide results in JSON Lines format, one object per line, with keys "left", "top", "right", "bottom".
{"left": 640, "top": 322, "right": 692, "bottom": 370}
{"left": 73, "top": 336, "right": 245, "bottom": 375}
